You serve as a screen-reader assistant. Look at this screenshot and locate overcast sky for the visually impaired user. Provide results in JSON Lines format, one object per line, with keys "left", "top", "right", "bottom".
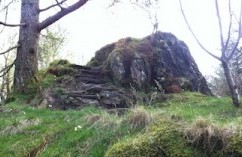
{"left": 53, "top": 0, "right": 222, "bottom": 75}
{"left": 1, "top": 0, "right": 241, "bottom": 76}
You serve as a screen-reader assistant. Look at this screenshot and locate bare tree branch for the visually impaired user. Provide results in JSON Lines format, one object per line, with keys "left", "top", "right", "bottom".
{"left": 223, "top": 0, "right": 232, "bottom": 56}
{"left": 0, "top": 21, "right": 25, "bottom": 27}
{"left": 227, "top": 0, "right": 242, "bottom": 60}
{"left": 0, "top": 62, "right": 14, "bottom": 78}
{"left": 179, "top": 0, "right": 220, "bottom": 60}
{"left": 130, "top": 0, "right": 159, "bottom": 34}
{"left": 215, "top": 0, "right": 225, "bottom": 51}
{"left": 0, "top": 44, "right": 20, "bottom": 55}
{"left": 38, "top": 0, "right": 88, "bottom": 31}
{"left": 0, "top": 5, "right": 9, "bottom": 33}
{"left": 39, "top": 0, "right": 67, "bottom": 12}
{"left": 55, "top": 0, "right": 66, "bottom": 10}
{"left": 0, "top": 0, "right": 19, "bottom": 33}
{"left": 0, "top": 0, "right": 15, "bottom": 13}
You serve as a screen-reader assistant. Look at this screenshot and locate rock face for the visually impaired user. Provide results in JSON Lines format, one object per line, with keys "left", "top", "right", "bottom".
{"left": 89, "top": 32, "right": 212, "bottom": 95}
{"left": 38, "top": 32, "right": 212, "bottom": 110}
{"left": 40, "top": 61, "right": 136, "bottom": 110}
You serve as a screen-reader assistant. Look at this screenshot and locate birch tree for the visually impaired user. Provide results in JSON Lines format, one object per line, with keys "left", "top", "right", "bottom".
{"left": 179, "top": 0, "right": 242, "bottom": 107}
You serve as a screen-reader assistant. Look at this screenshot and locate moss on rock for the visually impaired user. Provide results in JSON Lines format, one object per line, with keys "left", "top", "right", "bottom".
{"left": 47, "top": 59, "right": 77, "bottom": 77}
{"left": 225, "top": 135, "right": 242, "bottom": 156}
{"left": 87, "top": 43, "right": 115, "bottom": 67}
{"left": 88, "top": 32, "right": 212, "bottom": 95}
{"left": 49, "top": 59, "right": 70, "bottom": 66}
{"left": 105, "top": 120, "right": 197, "bottom": 157}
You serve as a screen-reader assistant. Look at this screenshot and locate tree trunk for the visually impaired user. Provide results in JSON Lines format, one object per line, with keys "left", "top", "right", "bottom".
{"left": 6, "top": 68, "right": 11, "bottom": 97}
{"left": 13, "top": 0, "right": 40, "bottom": 93}
{"left": 222, "top": 59, "right": 241, "bottom": 107}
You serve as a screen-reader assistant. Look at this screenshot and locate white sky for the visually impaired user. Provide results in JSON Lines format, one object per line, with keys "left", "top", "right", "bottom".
{"left": 55, "top": 0, "right": 222, "bottom": 75}
{"left": 1, "top": 0, "right": 241, "bottom": 76}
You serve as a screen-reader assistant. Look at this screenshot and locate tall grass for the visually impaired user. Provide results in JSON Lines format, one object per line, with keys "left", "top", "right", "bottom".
{"left": 1, "top": 92, "right": 242, "bottom": 156}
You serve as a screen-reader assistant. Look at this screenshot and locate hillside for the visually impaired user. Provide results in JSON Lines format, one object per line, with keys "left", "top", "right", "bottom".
{"left": 1, "top": 33, "right": 241, "bottom": 157}
{"left": 1, "top": 92, "right": 242, "bottom": 156}
{"left": 31, "top": 32, "right": 212, "bottom": 111}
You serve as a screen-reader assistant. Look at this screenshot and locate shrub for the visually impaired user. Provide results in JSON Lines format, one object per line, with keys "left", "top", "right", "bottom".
{"left": 123, "top": 107, "right": 152, "bottom": 129}
{"left": 184, "top": 118, "right": 242, "bottom": 156}
{"left": 184, "top": 118, "right": 226, "bottom": 155}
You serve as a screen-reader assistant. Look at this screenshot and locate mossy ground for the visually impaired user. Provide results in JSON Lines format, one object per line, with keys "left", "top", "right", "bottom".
{"left": 1, "top": 92, "right": 242, "bottom": 156}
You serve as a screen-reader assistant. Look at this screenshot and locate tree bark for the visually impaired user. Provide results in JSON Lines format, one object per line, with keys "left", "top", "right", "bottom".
{"left": 13, "top": 0, "right": 40, "bottom": 93}
{"left": 12, "top": 0, "right": 88, "bottom": 93}
{"left": 222, "top": 59, "right": 241, "bottom": 107}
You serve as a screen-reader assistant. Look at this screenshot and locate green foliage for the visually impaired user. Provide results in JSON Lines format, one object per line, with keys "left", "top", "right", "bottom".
{"left": 38, "top": 26, "right": 67, "bottom": 69}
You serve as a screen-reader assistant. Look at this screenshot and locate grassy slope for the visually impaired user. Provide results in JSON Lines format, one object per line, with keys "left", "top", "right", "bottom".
{"left": 0, "top": 92, "right": 242, "bottom": 156}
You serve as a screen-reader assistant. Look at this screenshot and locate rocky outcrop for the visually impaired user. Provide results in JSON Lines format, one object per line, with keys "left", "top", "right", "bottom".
{"left": 39, "top": 61, "right": 136, "bottom": 110}
{"left": 38, "top": 32, "right": 212, "bottom": 110}
{"left": 89, "top": 32, "right": 212, "bottom": 95}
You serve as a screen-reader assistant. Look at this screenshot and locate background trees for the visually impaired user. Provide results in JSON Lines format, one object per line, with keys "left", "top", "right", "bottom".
{"left": 111, "top": 0, "right": 160, "bottom": 36}
{"left": 0, "top": 25, "right": 65, "bottom": 103}
{"left": 208, "top": 46, "right": 242, "bottom": 96}
{"left": 38, "top": 26, "right": 67, "bottom": 69}
{"left": 179, "top": 0, "right": 242, "bottom": 107}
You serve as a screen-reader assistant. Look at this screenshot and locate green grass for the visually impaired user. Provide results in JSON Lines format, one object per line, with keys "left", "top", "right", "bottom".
{"left": 1, "top": 92, "right": 242, "bottom": 156}
{"left": 150, "top": 92, "right": 242, "bottom": 124}
{"left": 0, "top": 99, "right": 142, "bottom": 157}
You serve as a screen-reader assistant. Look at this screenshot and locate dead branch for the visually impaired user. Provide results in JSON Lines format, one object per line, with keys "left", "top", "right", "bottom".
{"left": 0, "top": 21, "right": 25, "bottom": 27}
{"left": 0, "top": 44, "right": 20, "bottom": 55}
{"left": 0, "top": 0, "right": 15, "bottom": 13}
{"left": 179, "top": 0, "right": 220, "bottom": 61}
{"left": 55, "top": 0, "right": 66, "bottom": 10}
{"left": 39, "top": 0, "right": 67, "bottom": 12}
{"left": 38, "top": 0, "right": 88, "bottom": 31}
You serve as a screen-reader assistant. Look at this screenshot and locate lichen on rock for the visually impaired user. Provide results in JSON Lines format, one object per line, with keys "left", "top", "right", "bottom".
{"left": 36, "top": 32, "right": 212, "bottom": 110}
{"left": 89, "top": 31, "right": 212, "bottom": 95}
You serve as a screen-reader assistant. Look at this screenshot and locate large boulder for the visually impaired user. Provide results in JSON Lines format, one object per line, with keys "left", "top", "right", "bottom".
{"left": 36, "top": 32, "right": 212, "bottom": 110}
{"left": 88, "top": 32, "right": 212, "bottom": 95}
